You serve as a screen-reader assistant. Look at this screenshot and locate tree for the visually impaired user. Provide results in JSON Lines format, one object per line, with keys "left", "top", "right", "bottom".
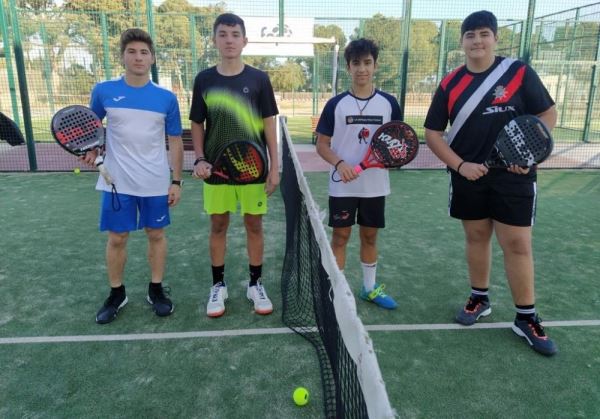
{"left": 269, "top": 60, "right": 305, "bottom": 94}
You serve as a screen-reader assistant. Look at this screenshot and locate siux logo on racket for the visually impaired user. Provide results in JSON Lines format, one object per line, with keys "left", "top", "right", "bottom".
{"left": 377, "top": 132, "right": 408, "bottom": 160}
{"left": 503, "top": 120, "right": 536, "bottom": 166}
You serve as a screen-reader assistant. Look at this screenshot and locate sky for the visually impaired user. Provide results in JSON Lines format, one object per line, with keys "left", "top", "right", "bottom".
{"left": 173, "top": 0, "right": 599, "bottom": 20}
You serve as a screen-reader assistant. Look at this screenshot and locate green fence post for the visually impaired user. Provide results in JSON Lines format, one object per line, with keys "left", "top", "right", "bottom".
{"left": 0, "top": 0, "right": 21, "bottom": 126}
{"left": 39, "top": 23, "right": 55, "bottom": 114}
{"left": 560, "top": 7, "right": 580, "bottom": 127}
{"left": 582, "top": 25, "right": 600, "bottom": 143}
{"left": 189, "top": 14, "right": 198, "bottom": 78}
{"left": 134, "top": 0, "right": 142, "bottom": 28}
{"left": 8, "top": 0, "right": 36, "bottom": 170}
{"left": 312, "top": 53, "right": 319, "bottom": 115}
{"left": 279, "top": 0, "right": 284, "bottom": 36}
{"left": 398, "top": 0, "right": 412, "bottom": 120}
{"left": 436, "top": 19, "right": 447, "bottom": 84}
{"left": 146, "top": 0, "right": 158, "bottom": 83}
{"left": 100, "top": 12, "right": 112, "bottom": 80}
{"left": 520, "top": 0, "right": 536, "bottom": 64}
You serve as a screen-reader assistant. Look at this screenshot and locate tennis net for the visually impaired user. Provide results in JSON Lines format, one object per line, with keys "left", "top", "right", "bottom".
{"left": 279, "top": 117, "right": 395, "bottom": 419}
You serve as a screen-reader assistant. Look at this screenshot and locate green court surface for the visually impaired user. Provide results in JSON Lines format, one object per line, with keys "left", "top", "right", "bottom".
{"left": 0, "top": 170, "right": 599, "bottom": 418}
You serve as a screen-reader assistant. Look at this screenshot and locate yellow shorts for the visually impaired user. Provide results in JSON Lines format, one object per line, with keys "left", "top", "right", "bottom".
{"left": 203, "top": 183, "right": 268, "bottom": 215}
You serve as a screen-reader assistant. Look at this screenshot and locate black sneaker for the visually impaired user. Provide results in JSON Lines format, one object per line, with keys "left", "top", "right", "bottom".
{"left": 147, "top": 283, "right": 174, "bottom": 317}
{"left": 96, "top": 287, "right": 128, "bottom": 324}
{"left": 455, "top": 297, "right": 491, "bottom": 325}
{"left": 512, "top": 314, "right": 558, "bottom": 356}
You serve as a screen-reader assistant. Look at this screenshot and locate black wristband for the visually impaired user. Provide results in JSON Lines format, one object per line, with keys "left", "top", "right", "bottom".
{"left": 457, "top": 161, "right": 466, "bottom": 174}
{"left": 334, "top": 159, "right": 344, "bottom": 170}
{"left": 193, "top": 157, "right": 207, "bottom": 166}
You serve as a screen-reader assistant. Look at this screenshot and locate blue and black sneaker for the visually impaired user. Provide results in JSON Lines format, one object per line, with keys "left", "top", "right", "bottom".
{"left": 147, "top": 283, "right": 174, "bottom": 317}
{"left": 359, "top": 284, "right": 398, "bottom": 309}
{"left": 96, "top": 287, "right": 128, "bottom": 324}
{"left": 512, "top": 315, "right": 558, "bottom": 356}
{"left": 455, "top": 297, "right": 491, "bottom": 325}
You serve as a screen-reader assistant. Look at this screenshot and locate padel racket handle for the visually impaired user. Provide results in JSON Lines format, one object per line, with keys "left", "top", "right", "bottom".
{"left": 353, "top": 164, "right": 364, "bottom": 174}
{"left": 94, "top": 155, "right": 114, "bottom": 185}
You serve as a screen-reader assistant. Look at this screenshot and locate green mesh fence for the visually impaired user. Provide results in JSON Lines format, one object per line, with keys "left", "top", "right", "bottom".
{"left": 1, "top": 0, "right": 599, "bottom": 171}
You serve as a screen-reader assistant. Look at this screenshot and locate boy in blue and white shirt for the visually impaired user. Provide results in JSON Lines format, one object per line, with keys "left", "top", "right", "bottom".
{"left": 83, "top": 28, "right": 184, "bottom": 324}
{"left": 316, "top": 38, "right": 401, "bottom": 309}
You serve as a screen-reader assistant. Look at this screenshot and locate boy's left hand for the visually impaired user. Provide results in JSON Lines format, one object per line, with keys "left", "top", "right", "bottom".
{"left": 265, "top": 169, "right": 280, "bottom": 196}
{"left": 168, "top": 184, "right": 182, "bottom": 207}
{"left": 507, "top": 164, "right": 530, "bottom": 175}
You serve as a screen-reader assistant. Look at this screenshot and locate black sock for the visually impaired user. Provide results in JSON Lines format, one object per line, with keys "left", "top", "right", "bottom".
{"left": 212, "top": 265, "right": 225, "bottom": 286}
{"left": 249, "top": 264, "right": 262, "bottom": 287}
{"left": 515, "top": 304, "right": 536, "bottom": 321}
{"left": 149, "top": 282, "right": 162, "bottom": 292}
{"left": 471, "top": 286, "right": 489, "bottom": 301}
{"left": 111, "top": 284, "right": 125, "bottom": 295}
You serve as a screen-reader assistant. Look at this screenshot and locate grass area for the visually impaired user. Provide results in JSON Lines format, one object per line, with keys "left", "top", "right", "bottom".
{"left": 0, "top": 170, "right": 599, "bottom": 417}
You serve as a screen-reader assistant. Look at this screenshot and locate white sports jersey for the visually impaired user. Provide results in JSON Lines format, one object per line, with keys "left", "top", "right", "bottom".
{"left": 316, "top": 89, "right": 402, "bottom": 197}
{"left": 90, "top": 77, "right": 182, "bottom": 197}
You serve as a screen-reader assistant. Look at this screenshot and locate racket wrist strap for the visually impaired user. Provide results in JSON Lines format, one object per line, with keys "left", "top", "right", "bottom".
{"left": 334, "top": 159, "right": 344, "bottom": 170}
{"left": 456, "top": 161, "right": 466, "bottom": 174}
{"left": 193, "top": 156, "right": 207, "bottom": 165}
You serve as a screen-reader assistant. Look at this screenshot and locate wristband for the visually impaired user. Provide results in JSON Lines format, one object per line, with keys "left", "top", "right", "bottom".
{"left": 193, "top": 157, "right": 207, "bottom": 166}
{"left": 457, "top": 161, "right": 466, "bottom": 174}
{"left": 334, "top": 159, "right": 344, "bottom": 170}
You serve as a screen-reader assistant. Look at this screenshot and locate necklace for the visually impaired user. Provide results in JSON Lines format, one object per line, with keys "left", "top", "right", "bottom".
{"left": 351, "top": 87, "right": 374, "bottom": 115}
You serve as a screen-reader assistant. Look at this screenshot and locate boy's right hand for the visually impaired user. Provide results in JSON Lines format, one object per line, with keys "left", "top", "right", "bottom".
{"left": 336, "top": 161, "right": 359, "bottom": 183}
{"left": 192, "top": 160, "right": 212, "bottom": 179}
{"left": 80, "top": 149, "right": 99, "bottom": 167}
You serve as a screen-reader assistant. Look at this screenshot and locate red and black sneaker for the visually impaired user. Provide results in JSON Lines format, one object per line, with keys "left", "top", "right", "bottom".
{"left": 455, "top": 297, "right": 491, "bottom": 325}
{"left": 512, "top": 315, "right": 558, "bottom": 356}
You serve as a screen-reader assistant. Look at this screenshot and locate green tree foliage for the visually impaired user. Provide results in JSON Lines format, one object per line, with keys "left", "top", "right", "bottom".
{"left": 269, "top": 60, "right": 305, "bottom": 92}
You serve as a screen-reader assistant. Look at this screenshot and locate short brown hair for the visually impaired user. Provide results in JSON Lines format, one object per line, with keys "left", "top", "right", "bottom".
{"left": 120, "top": 28, "right": 155, "bottom": 56}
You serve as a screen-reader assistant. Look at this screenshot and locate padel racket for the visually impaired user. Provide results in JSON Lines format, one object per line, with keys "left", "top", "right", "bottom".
{"left": 51, "top": 105, "right": 114, "bottom": 185}
{"left": 332, "top": 120, "right": 419, "bottom": 182}
{"left": 51, "top": 105, "right": 120, "bottom": 209}
{"left": 209, "top": 140, "right": 267, "bottom": 184}
{"left": 0, "top": 112, "right": 25, "bottom": 146}
{"left": 485, "top": 115, "right": 553, "bottom": 168}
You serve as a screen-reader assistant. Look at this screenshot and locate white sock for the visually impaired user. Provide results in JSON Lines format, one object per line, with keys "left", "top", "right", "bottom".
{"left": 361, "top": 261, "right": 377, "bottom": 291}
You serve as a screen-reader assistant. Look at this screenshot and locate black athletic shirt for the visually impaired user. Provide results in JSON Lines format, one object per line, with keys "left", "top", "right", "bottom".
{"left": 189, "top": 65, "right": 278, "bottom": 184}
{"left": 424, "top": 56, "right": 555, "bottom": 167}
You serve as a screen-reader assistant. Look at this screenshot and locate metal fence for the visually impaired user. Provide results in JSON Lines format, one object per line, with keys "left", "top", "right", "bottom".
{"left": 1, "top": 0, "right": 599, "bottom": 171}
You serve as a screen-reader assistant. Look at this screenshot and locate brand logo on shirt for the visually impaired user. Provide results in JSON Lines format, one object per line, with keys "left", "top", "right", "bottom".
{"left": 112, "top": 96, "right": 126, "bottom": 102}
{"left": 493, "top": 85, "right": 507, "bottom": 100}
{"left": 358, "top": 127, "right": 370, "bottom": 144}
{"left": 482, "top": 105, "right": 515, "bottom": 115}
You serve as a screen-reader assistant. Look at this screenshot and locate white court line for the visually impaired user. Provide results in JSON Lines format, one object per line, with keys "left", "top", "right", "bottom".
{"left": 1, "top": 320, "right": 599, "bottom": 345}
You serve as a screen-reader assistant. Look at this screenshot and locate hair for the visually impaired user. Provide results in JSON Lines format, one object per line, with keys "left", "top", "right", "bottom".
{"left": 343, "top": 38, "right": 379, "bottom": 65}
{"left": 461, "top": 10, "right": 498, "bottom": 36}
{"left": 119, "top": 28, "right": 154, "bottom": 56}
{"left": 213, "top": 13, "right": 246, "bottom": 37}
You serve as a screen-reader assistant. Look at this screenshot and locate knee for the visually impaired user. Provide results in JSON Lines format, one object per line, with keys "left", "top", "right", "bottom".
{"left": 145, "top": 228, "right": 165, "bottom": 243}
{"left": 501, "top": 237, "right": 532, "bottom": 256}
{"left": 465, "top": 228, "right": 492, "bottom": 245}
{"left": 244, "top": 216, "right": 263, "bottom": 235}
{"left": 332, "top": 229, "right": 351, "bottom": 248}
{"left": 108, "top": 232, "right": 129, "bottom": 248}
{"left": 211, "top": 218, "right": 229, "bottom": 235}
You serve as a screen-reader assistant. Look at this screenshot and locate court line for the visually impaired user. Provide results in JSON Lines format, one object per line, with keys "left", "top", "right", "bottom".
{"left": 1, "top": 320, "right": 599, "bottom": 345}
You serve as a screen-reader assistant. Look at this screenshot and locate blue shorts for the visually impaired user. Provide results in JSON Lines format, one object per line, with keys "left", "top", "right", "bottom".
{"left": 99, "top": 192, "right": 170, "bottom": 232}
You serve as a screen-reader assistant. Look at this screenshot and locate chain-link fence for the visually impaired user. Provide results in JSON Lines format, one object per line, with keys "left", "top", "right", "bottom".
{"left": 1, "top": 0, "right": 599, "bottom": 171}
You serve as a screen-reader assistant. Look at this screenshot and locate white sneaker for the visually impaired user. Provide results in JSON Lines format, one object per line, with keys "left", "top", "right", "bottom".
{"left": 247, "top": 281, "right": 273, "bottom": 315}
{"left": 206, "top": 282, "right": 228, "bottom": 317}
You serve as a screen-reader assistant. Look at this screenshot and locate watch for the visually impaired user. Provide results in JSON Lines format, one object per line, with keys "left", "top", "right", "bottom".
{"left": 171, "top": 179, "right": 184, "bottom": 187}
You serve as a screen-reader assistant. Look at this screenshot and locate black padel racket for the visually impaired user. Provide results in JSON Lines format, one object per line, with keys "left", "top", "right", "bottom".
{"left": 51, "top": 105, "right": 120, "bottom": 209}
{"left": 51, "top": 105, "right": 114, "bottom": 184}
{"left": 485, "top": 115, "right": 553, "bottom": 168}
{"left": 332, "top": 120, "right": 419, "bottom": 182}
{"left": 0, "top": 112, "right": 25, "bottom": 146}
{"left": 209, "top": 140, "right": 267, "bottom": 184}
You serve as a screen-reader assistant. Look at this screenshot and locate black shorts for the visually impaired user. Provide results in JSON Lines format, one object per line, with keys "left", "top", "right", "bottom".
{"left": 328, "top": 196, "right": 386, "bottom": 228}
{"left": 449, "top": 169, "right": 537, "bottom": 227}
